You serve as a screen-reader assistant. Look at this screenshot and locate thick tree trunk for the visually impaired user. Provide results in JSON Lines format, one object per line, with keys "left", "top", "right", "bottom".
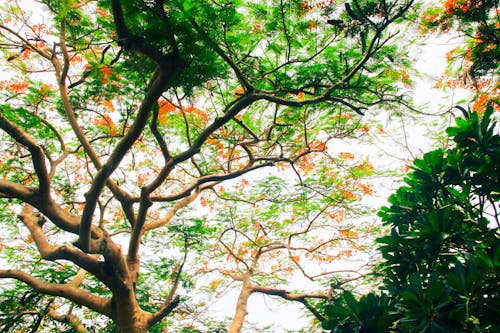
{"left": 228, "top": 276, "right": 253, "bottom": 333}
{"left": 112, "top": 289, "right": 153, "bottom": 333}
{"left": 115, "top": 310, "right": 150, "bottom": 333}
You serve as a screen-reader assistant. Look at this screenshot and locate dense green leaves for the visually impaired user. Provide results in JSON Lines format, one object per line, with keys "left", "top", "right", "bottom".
{"left": 322, "top": 291, "right": 395, "bottom": 333}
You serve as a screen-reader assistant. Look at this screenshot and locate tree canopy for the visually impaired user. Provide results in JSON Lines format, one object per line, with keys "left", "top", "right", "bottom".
{"left": 0, "top": 0, "right": 447, "bottom": 332}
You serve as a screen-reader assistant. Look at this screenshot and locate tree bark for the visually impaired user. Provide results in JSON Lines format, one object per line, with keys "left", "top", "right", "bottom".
{"left": 115, "top": 310, "right": 151, "bottom": 333}
{"left": 113, "top": 293, "right": 153, "bottom": 333}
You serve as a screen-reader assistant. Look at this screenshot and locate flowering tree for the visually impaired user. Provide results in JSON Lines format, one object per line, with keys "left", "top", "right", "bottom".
{"left": 0, "top": 0, "right": 418, "bottom": 332}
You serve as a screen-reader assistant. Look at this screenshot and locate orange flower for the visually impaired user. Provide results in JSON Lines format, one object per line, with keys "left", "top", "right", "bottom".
{"left": 357, "top": 161, "right": 374, "bottom": 174}
{"left": 100, "top": 65, "right": 113, "bottom": 83}
{"left": 252, "top": 21, "right": 262, "bottom": 33}
{"left": 93, "top": 114, "right": 117, "bottom": 135}
{"left": 309, "top": 140, "right": 326, "bottom": 151}
{"left": 308, "top": 21, "right": 317, "bottom": 32}
{"left": 339, "top": 152, "right": 355, "bottom": 159}
{"left": 0, "top": 80, "right": 29, "bottom": 93}
{"left": 159, "top": 100, "right": 176, "bottom": 113}
{"left": 233, "top": 87, "right": 245, "bottom": 96}
{"left": 157, "top": 99, "right": 176, "bottom": 123}
{"left": 19, "top": 48, "right": 32, "bottom": 60}
{"left": 101, "top": 100, "right": 114, "bottom": 112}
{"left": 358, "top": 183, "right": 373, "bottom": 195}
{"left": 185, "top": 105, "right": 197, "bottom": 113}
{"left": 443, "top": 0, "right": 456, "bottom": 14}
{"left": 344, "top": 191, "right": 359, "bottom": 200}
{"left": 339, "top": 112, "right": 353, "bottom": 120}
{"left": 200, "top": 196, "right": 208, "bottom": 207}
{"left": 472, "top": 92, "right": 488, "bottom": 114}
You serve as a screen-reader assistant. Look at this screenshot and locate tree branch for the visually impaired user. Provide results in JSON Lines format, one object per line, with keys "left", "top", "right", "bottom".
{"left": 251, "top": 285, "right": 329, "bottom": 321}
{"left": 187, "top": 18, "right": 251, "bottom": 90}
{"left": 110, "top": 0, "right": 179, "bottom": 68}
{"left": 48, "top": 308, "right": 90, "bottom": 333}
{"left": 78, "top": 70, "right": 180, "bottom": 252}
{"left": 0, "top": 269, "right": 111, "bottom": 317}
{"left": 148, "top": 232, "right": 188, "bottom": 326}
{"left": 49, "top": 17, "right": 138, "bottom": 230}
{"left": 17, "top": 205, "right": 104, "bottom": 280}
{"left": 0, "top": 112, "right": 50, "bottom": 197}
{"left": 126, "top": 187, "right": 153, "bottom": 278}
{"left": 144, "top": 187, "right": 201, "bottom": 231}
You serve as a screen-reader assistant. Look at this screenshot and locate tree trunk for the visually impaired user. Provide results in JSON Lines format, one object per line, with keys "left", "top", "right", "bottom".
{"left": 114, "top": 309, "right": 151, "bottom": 333}
{"left": 113, "top": 290, "right": 153, "bottom": 333}
{"left": 228, "top": 276, "right": 253, "bottom": 333}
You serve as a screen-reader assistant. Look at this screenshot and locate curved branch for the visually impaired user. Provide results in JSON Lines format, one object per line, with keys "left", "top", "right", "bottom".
{"left": 0, "top": 179, "right": 36, "bottom": 200}
{"left": 0, "top": 112, "right": 50, "bottom": 197}
{"left": 45, "top": 18, "right": 139, "bottom": 230}
{"left": 17, "top": 205, "right": 104, "bottom": 280}
{"left": 154, "top": 0, "right": 179, "bottom": 56}
{"left": 0, "top": 269, "right": 111, "bottom": 317}
{"left": 48, "top": 308, "right": 90, "bottom": 333}
{"left": 78, "top": 70, "right": 180, "bottom": 252}
{"left": 31, "top": 111, "right": 68, "bottom": 179}
{"left": 145, "top": 160, "right": 276, "bottom": 203}
{"left": 252, "top": 285, "right": 330, "bottom": 301}
{"left": 250, "top": 283, "right": 329, "bottom": 322}
{"left": 144, "top": 187, "right": 201, "bottom": 231}
{"left": 110, "top": 0, "right": 179, "bottom": 68}
{"left": 149, "top": 230, "right": 188, "bottom": 326}
{"left": 0, "top": 179, "right": 92, "bottom": 239}
{"left": 150, "top": 105, "right": 172, "bottom": 161}
{"left": 148, "top": 295, "right": 180, "bottom": 327}
{"left": 127, "top": 187, "right": 152, "bottom": 269}
{"left": 219, "top": 228, "right": 250, "bottom": 270}
{"left": 59, "top": 18, "right": 70, "bottom": 84}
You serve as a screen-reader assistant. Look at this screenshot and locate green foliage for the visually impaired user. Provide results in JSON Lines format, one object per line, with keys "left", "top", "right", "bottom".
{"left": 322, "top": 108, "right": 500, "bottom": 332}
{"left": 0, "top": 286, "right": 56, "bottom": 332}
{"left": 322, "top": 291, "right": 396, "bottom": 333}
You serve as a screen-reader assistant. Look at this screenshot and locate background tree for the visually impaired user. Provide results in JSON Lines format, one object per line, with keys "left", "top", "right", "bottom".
{"left": 0, "top": 0, "right": 418, "bottom": 332}
{"left": 322, "top": 106, "right": 500, "bottom": 333}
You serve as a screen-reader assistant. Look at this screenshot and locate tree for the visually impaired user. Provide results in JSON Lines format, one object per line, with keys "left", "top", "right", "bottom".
{"left": 0, "top": 0, "right": 418, "bottom": 332}
{"left": 322, "top": 106, "right": 500, "bottom": 333}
